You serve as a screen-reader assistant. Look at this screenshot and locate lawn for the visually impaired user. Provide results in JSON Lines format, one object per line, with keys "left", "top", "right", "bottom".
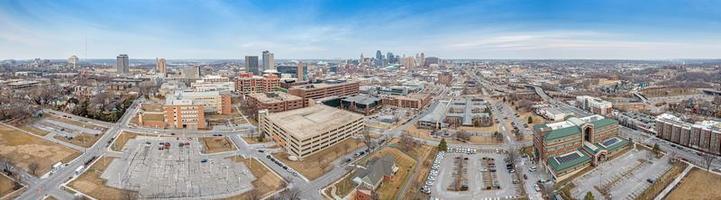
{"left": 200, "top": 136, "right": 237, "bottom": 154}
{"left": 520, "top": 112, "right": 546, "bottom": 126}
{"left": 402, "top": 146, "right": 438, "bottom": 200}
{"left": 226, "top": 156, "right": 284, "bottom": 200}
{"left": 110, "top": 132, "right": 138, "bottom": 151}
{"left": 242, "top": 136, "right": 266, "bottom": 144}
{"left": 666, "top": 168, "right": 721, "bottom": 200}
{"left": 328, "top": 173, "right": 357, "bottom": 198}
{"left": 273, "top": 138, "right": 365, "bottom": 180}
{"left": 0, "top": 174, "right": 21, "bottom": 198}
{"left": 366, "top": 147, "right": 416, "bottom": 200}
{"left": 68, "top": 157, "right": 139, "bottom": 200}
{"left": 0, "top": 124, "right": 81, "bottom": 176}
{"left": 54, "top": 134, "right": 101, "bottom": 148}
{"left": 19, "top": 125, "right": 49, "bottom": 136}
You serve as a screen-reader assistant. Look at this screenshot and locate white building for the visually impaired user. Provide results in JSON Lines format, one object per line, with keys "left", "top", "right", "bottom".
{"left": 576, "top": 96, "right": 613, "bottom": 116}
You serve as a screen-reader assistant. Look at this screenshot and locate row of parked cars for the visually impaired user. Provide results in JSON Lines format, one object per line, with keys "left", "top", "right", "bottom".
{"left": 448, "top": 147, "right": 477, "bottom": 154}
{"left": 421, "top": 151, "right": 447, "bottom": 194}
{"left": 265, "top": 154, "right": 298, "bottom": 177}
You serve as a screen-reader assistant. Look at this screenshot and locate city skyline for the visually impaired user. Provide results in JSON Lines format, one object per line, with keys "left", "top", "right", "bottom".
{"left": 2, "top": 0, "right": 721, "bottom": 59}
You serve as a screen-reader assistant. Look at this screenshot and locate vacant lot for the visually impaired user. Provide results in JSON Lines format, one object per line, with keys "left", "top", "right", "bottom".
{"left": 403, "top": 146, "right": 438, "bottom": 200}
{"left": 68, "top": 157, "right": 139, "bottom": 200}
{"left": 226, "top": 156, "right": 284, "bottom": 200}
{"left": 19, "top": 125, "right": 49, "bottom": 136}
{"left": 54, "top": 134, "right": 101, "bottom": 148}
{"left": 47, "top": 115, "right": 107, "bottom": 132}
{"left": 636, "top": 162, "right": 687, "bottom": 200}
{"left": 366, "top": 147, "right": 416, "bottom": 200}
{"left": 200, "top": 137, "right": 237, "bottom": 154}
{"left": 666, "top": 168, "right": 721, "bottom": 200}
{"left": 0, "top": 174, "right": 21, "bottom": 198}
{"left": 110, "top": 132, "right": 138, "bottom": 151}
{"left": 242, "top": 136, "right": 266, "bottom": 144}
{"left": 0, "top": 124, "right": 80, "bottom": 176}
{"left": 274, "top": 138, "right": 364, "bottom": 180}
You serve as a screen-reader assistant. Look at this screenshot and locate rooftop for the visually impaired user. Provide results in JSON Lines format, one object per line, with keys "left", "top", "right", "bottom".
{"left": 248, "top": 92, "right": 302, "bottom": 104}
{"left": 289, "top": 81, "right": 357, "bottom": 90}
{"left": 266, "top": 105, "right": 364, "bottom": 139}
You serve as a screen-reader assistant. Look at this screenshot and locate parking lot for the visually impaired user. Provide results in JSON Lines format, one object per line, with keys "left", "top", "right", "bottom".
{"left": 571, "top": 148, "right": 671, "bottom": 200}
{"left": 427, "top": 148, "right": 521, "bottom": 200}
{"left": 101, "top": 136, "right": 256, "bottom": 199}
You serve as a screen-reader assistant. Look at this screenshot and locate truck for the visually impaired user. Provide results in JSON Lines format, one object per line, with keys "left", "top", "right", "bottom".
{"left": 75, "top": 165, "right": 85, "bottom": 175}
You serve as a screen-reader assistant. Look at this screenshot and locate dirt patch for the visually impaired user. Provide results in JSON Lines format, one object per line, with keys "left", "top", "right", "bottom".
{"left": 273, "top": 139, "right": 365, "bottom": 181}
{"left": 0, "top": 124, "right": 81, "bottom": 176}
{"left": 110, "top": 132, "right": 138, "bottom": 151}
{"left": 0, "top": 174, "right": 21, "bottom": 198}
{"left": 226, "top": 156, "right": 284, "bottom": 200}
{"left": 54, "top": 134, "right": 101, "bottom": 148}
{"left": 666, "top": 168, "right": 721, "bottom": 200}
{"left": 200, "top": 137, "right": 237, "bottom": 154}
{"left": 68, "top": 157, "right": 139, "bottom": 200}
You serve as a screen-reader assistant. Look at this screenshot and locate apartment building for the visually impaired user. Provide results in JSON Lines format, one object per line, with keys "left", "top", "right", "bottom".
{"left": 381, "top": 93, "right": 432, "bottom": 109}
{"left": 655, "top": 113, "right": 721, "bottom": 155}
{"left": 288, "top": 81, "right": 360, "bottom": 106}
{"left": 247, "top": 92, "right": 304, "bottom": 113}
{"left": 259, "top": 105, "right": 365, "bottom": 159}
{"left": 235, "top": 73, "right": 280, "bottom": 95}
{"left": 576, "top": 96, "right": 613, "bottom": 116}
{"left": 163, "top": 100, "right": 207, "bottom": 129}
{"left": 166, "top": 91, "right": 232, "bottom": 114}
{"left": 190, "top": 81, "right": 235, "bottom": 93}
{"left": 533, "top": 115, "right": 627, "bottom": 180}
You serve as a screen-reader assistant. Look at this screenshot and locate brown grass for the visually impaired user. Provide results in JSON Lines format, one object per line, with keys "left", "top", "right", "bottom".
{"left": 636, "top": 162, "right": 687, "bottom": 200}
{"left": 242, "top": 136, "right": 265, "bottom": 144}
{"left": 0, "top": 174, "right": 20, "bottom": 198}
{"left": 666, "top": 168, "right": 721, "bottom": 200}
{"left": 110, "top": 132, "right": 138, "bottom": 151}
{"left": 0, "top": 124, "right": 81, "bottom": 176}
{"left": 273, "top": 138, "right": 365, "bottom": 181}
{"left": 402, "top": 146, "right": 438, "bottom": 200}
{"left": 53, "top": 134, "right": 101, "bottom": 148}
{"left": 329, "top": 173, "right": 357, "bottom": 198}
{"left": 367, "top": 147, "right": 416, "bottom": 200}
{"left": 200, "top": 137, "right": 237, "bottom": 154}
{"left": 19, "top": 125, "right": 49, "bottom": 136}
{"left": 47, "top": 115, "right": 107, "bottom": 131}
{"left": 226, "top": 156, "right": 284, "bottom": 200}
{"left": 68, "top": 157, "right": 139, "bottom": 200}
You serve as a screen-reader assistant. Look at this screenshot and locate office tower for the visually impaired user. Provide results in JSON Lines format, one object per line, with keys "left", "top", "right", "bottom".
{"left": 262, "top": 50, "right": 275, "bottom": 72}
{"left": 245, "top": 56, "right": 260, "bottom": 75}
{"left": 67, "top": 55, "right": 79, "bottom": 68}
{"left": 297, "top": 62, "right": 306, "bottom": 81}
{"left": 401, "top": 56, "right": 416, "bottom": 68}
{"left": 375, "top": 50, "right": 383, "bottom": 66}
{"left": 386, "top": 52, "right": 394, "bottom": 64}
{"left": 419, "top": 52, "right": 425, "bottom": 67}
{"left": 156, "top": 57, "right": 167, "bottom": 76}
{"left": 116, "top": 54, "right": 129, "bottom": 74}
{"left": 183, "top": 65, "right": 201, "bottom": 79}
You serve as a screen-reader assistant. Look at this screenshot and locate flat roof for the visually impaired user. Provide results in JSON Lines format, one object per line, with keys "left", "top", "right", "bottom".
{"left": 289, "top": 81, "right": 357, "bottom": 90}
{"left": 342, "top": 95, "right": 380, "bottom": 105}
{"left": 248, "top": 92, "right": 301, "bottom": 104}
{"left": 266, "top": 105, "right": 364, "bottom": 139}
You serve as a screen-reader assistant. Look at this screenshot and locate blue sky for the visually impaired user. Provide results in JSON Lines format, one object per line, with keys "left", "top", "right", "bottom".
{"left": 1, "top": 0, "right": 721, "bottom": 59}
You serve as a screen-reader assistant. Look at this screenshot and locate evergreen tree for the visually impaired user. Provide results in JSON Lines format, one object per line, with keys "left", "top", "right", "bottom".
{"left": 438, "top": 138, "right": 448, "bottom": 151}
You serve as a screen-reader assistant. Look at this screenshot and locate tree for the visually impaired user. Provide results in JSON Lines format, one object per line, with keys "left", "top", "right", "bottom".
{"left": 28, "top": 162, "right": 38, "bottom": 176}
{"left": 494, "top": 131, "right": 504, "bottom": 142}
{"left": 652, "top": 143, "right": 661, "bottom": 156}
{"left": 438, "top": 138, "right": 448, "bottom": 151}
{"left": 246, "top": 190, "right": 261, "bottom": 200}
{"left": 527, "top": 116, "right": 533, "bottom": 124}
{"left": 282, "top": 188, "right": 301, "bottom": 200}
{"left": 702, "top": 153, "right": 716, "bottom": 171}
{"left": 584, "top": 191, "right": 595, "bottom": 200}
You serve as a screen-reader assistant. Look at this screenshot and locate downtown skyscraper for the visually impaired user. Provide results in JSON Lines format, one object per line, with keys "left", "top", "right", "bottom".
{"left": 262, "top": 50, "right": 275, "bottom": 72}
{"left": 116, "top": 54, "right": 129, "bottom": 74}
{"left": 245, "top": 56, "right": 260, "bottom": 75}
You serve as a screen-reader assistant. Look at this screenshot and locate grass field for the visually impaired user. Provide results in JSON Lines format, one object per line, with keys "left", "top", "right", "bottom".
{"left": 666, "top": 168, "right": 721, "bottom": 200}
{"left": 54, "top": 134, "right": 101, "bottom": 148}
{"left": 366, "top": 147, "right": 416, "bottom": 200}
{"left": 110, "top": 132, "right": 138, "bottom": 151}
{"left": 68, "top": 157, "right": 139, "bottom": 200}
{"left": 200, "top": 137, "right": 237, "bottom": 154}
{"left": 402, "top": 146, "right": 438, "bottom": 200}
{"left": 226, "top": 156, "right": 284, "bottom": 200}
{"left": 0, "top": 174, "right": 21, "bottom": 198}
{"left": 47, "top": 115, "right": 107, "bottom": 132}
{"left": 274, "top": 138, "right": 364, "bottom": 180}
{"left": 19, "top": 125, "right": 49, "bottom": 136}
{"left": 0, "top": 124, "right": 81, "bottom": 176}
{"left": 242, "top": 136, "right": 266, "bottom": 144}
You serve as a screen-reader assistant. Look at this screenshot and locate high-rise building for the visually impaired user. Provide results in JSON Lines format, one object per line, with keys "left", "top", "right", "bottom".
{"left": 116, "top": 54, "right": 129, "bottom": 74}
{"left": 235, "top": 73, "right": 281, "bottom": 95}
{"left": 245, "top": 56, "right": 260, "bottom": 75}
{"left": 183, "top": 65, "right": 201, "bottom": 79}
{"left": 156, "top": 57, "right": 167, "bottom": 76}
{"left": 262, "top": 50, "right": 275, "bottom": 72}
{"left": 375, "top": 50, "right": 383, "bottom": 66}
{"left": 386, "top": 52, "right": 394, "bottom": 64}
{"left": 68, "top": 55, "right": 79, "bottom": 68}
{"left": 401, "top": 56, "right": 416, "bottom": 68}
{"left": 296, "top": 62, "right": 306, "bottom": 81}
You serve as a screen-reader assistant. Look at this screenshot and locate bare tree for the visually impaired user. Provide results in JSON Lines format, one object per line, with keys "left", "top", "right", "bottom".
{"left": 702, "top": 153, "right": 716, "bottom": 171}
{"left": 246, "top": 189, "right": 262, "bottom": 200}
{"left": 120, "top": 190, "right": 139, "bottom": 200}
{"left": 282, "top": 188, "right": 301, "bottom": 200}
{"left": 28, "top": 162, "right": 38, "bottom": 176}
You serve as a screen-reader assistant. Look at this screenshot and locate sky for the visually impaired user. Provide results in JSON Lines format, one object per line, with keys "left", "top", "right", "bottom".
{"left": 1, "top": 0, "right": 721, "bottom": 60}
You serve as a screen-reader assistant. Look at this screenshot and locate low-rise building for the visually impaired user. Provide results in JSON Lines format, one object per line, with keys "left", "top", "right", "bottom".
{"left": 165, "top": 91, "right": 232, "bottom": 115}
{"left": 352, "top": 155, "right": 398, "bottom": 190}
{"left": 340, "top": 95, "right": 382, "bottom": 115}
{"left": 576, "top": 96, "right": 612, "bottom": 116}
{"left": 247, "top": 92, "right": 304, "bottom": 113}
{"left": 163, "top": 100, "right": 207, "bottom": 129}
{"left": 288, "top": 81, "right": 360, "bottom": 106}
{"left": 417, "top": 97, "right": 493, "bottom": 129}
{"left": 533, "top": 115, "right": 627, "bottom": 180}
{"left": 381, "top": 93, "right": 432, "bottom": 109}
{"left": 259, "top": 105, "right": 365, "bottom": 159}
{"left": 235, "top": 73, "right": 280, "bottom": 95}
